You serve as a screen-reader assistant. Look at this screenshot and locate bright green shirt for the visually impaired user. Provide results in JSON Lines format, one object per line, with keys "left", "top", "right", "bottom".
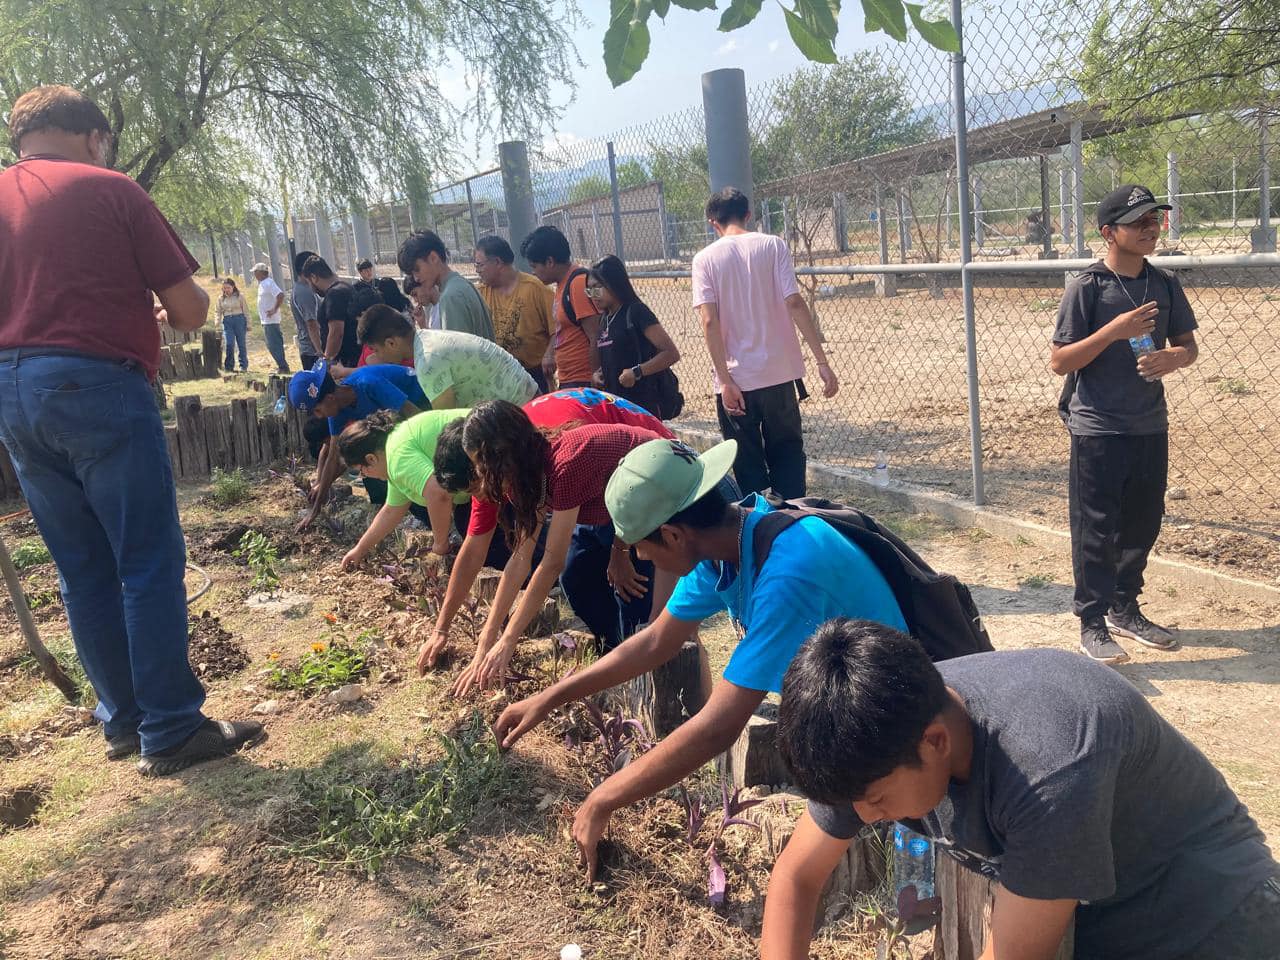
{"left": 384, "top": 408, "right": 471, "bottom": 508}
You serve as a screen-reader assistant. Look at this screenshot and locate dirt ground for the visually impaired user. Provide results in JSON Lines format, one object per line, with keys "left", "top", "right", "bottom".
{"left": 1, "top": 459, "right": 1276, "bottom": 959}
{"left": 637, "top": 273, "right": 1280, "bottom": 577}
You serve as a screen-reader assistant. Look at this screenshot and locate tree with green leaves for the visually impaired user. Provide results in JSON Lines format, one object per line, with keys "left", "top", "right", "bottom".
{"left": 566, "top": 159, "right": 651, "bottom": 202}
{"left": 0, "top": 0, "right": 580, "bottom": 232}
{"left": 603, "top": 0, "right": 960, "bottom": 87}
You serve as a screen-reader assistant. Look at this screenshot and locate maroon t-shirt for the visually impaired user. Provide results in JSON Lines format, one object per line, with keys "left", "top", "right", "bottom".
{"left": 546, "top": 423, "right": 663, "bottom": 526}
{"left": 0, "top": 156, "right": 199, "bottom": 378}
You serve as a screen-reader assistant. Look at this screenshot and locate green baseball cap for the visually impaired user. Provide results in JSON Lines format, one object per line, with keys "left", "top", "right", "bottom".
{"left": 606, "top": 438, "right": 738, "bottom": 544}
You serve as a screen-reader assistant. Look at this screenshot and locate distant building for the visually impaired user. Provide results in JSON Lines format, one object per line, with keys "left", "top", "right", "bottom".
{"left": 540, "top": 181, "right": 671, "bottom": 264}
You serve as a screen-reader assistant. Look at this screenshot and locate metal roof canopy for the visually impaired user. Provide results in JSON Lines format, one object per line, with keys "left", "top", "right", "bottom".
{"left": 759, "top": 101, "right": 1197, "bottom": 196}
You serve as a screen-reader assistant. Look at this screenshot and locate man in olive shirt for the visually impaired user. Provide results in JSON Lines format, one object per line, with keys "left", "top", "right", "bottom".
{"left": 397, "top": 229, "right": 494, "bottom": 340}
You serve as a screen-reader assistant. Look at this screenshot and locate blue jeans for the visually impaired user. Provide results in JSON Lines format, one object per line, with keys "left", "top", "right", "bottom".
{"left": 222, "top": 314, "right": 248, "bottom": 371}
{"left": 560, "top": 522, "right": 655, "bottom": 652}
{"left": 262, "top": 322, "right": 289, "bottom": 372}
{"left": 0, "top": 352, "right": 206, "bottom": 754}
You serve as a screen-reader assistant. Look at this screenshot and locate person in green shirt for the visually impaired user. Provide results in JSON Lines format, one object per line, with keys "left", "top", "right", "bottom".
{"left": 358, "top": 305, "right": 537, "bottom": 411}
{"left": 396, "top": 229, "right": 495, "bottom": 340}
{"left": 336, "top": 408, "right": 469, "bottom": 569}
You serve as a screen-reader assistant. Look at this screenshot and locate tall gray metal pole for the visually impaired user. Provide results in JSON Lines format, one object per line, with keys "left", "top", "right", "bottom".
{"left": 262, "top": 212, "right": 283, "bottom": 279}
{"left": 464, "top": 178, "right": 480, "bottom": 249}
{"left": 1166, "top": 152, "right": 1181, "bottom": 245}
{"left": 951, "top": 0, "right": 985, "bottom": 506}
{"left": 1259, "top": 113, "right": 1273, "bottom": 252}
{"left": 352, "top": 205, "right": 374, "bottom": 263}
{"left": 499, "top": 140, "right": 539, "bottom": 269}
{"left": 1059, "top": 165, "right": 1072, "bottom": 245}
{"left": 1070, "top": 119, "right": 1086, "bottom": 256}
{"left": 701, "top": 68, "right": 753, "bottom": 205}
{"left": 606, "top": 141, "right": 626, "bottom": 259}
{"left": 1038, "top": 155, "right": 1053, "bottom": 258}
{"left": 875, "top": 183, "right": 889, "bottom": 264}
{"left": 895, "top": 190, "right": 910, "bottom": 260}
{"left": 314, "top": 206, "right": 337, "bottom": 267}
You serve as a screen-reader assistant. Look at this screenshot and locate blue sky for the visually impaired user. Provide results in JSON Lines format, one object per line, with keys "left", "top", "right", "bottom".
{"left": 446, "top": 0, "right": 888, "bottom": 173}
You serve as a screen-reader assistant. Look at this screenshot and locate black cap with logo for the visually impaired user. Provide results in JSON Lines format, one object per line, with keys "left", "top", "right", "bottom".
{"left": 1097, "top": 184, "right": 1173, "bottom": 228}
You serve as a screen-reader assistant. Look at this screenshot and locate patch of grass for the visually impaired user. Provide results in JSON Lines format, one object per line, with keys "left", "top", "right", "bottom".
{"left": 234, "top": 530, "right": 280, "bottom": 592}
{"left": 210, "top": 467, "right": 252, "bottom": 507}
{"left": 1218, "top": 377, "right": 1254, "bottom": 396}
{"left": 1029, "top": 297, "right": 1058, "bottom": 312}
{"left": 967, "top": 526, "right": 993, "bottom": 542}
{"left": 23, "top": 586, "right": 60, "bottom": 611}
{"left": 1019, "top": 573, "right": 1052, "bottom": 589}
{"left": 9, "top": 541, "right": 51, "bottom": 570}
{"left": 1015, "top": 534, "right": 1033, "bottom": 546}
{"left": 879, "top": 511, "right": 949, "bottom": 543}
{"left": 266, "top": 635, "right": 371, "bottom": 695}
{"left": 13, "top": 633, "right": 93, "bottom": 705}
{"left": 270, "top": 714, "right": 510, "bottom": 875}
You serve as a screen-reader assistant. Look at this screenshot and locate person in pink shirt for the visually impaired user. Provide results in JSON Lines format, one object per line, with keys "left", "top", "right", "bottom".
{"left": 691, "top": 187, "right": 838, "bottom": 498}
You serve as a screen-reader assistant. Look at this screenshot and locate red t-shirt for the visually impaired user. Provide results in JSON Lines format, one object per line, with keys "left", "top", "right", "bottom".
{"left": 357, "top": 343, "right": 414, "bottom": 368}
{"left": 0, "top": 157, "right": 199, "bottom": 379}
{"left": 468, "top": 415, "right": 666, "bottom": 536}
{"left": 468, "top": 390, "right": 672, "bottom": 535}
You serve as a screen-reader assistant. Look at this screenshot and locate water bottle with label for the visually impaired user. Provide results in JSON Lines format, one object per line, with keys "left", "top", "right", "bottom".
{"left": 273, "top": 396, "right": 287, "bottom": 415}
{"left": 1129, "top": 334, "right": 1157, "bottom": 382}
{"left": 893, "top": 823, "right": 940, "bottom": 934}
{"left": 873, "top": 450, "right": 890, "bottom": 488}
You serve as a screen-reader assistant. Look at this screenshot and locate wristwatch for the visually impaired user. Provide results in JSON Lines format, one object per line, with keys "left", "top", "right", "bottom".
{"left": 631, "top": 364, "right": 644, "bottom": 381}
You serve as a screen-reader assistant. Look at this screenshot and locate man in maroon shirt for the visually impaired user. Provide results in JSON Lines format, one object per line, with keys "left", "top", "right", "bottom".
{"left": 0, "top": 86, "right": 262, "bottom": 775}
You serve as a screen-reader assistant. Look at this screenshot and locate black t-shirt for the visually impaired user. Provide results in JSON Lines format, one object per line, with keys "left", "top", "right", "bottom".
{"left": 1052, "top": 260, "right": 1197, "bottom": 436}
{"left": 596, "top": 300, "right": 663, "bottom": 415}
{"left": 808, "top": 649, "right": 1276, "bottom": 960}
{"left": 375, "top": 276, "right": 410, "bottom": 313}
{"left": 317, "top": 281, "right": 361, "bottom": 366}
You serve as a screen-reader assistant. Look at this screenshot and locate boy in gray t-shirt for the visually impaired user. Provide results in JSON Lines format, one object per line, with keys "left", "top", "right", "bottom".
{"left": 1050, "top": 184, "right": 1199, "bottom": 665}
{"left": 763, "top": 620, "right": 1278, "bottom": 960}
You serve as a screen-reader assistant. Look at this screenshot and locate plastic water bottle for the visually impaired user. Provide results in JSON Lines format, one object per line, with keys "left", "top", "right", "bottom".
{"left": 273, "top": 396, "right": 287, "bottom": 415}
{"left": 873, "top": 450, "right": 890, "bottom": 488}
{"left": 893, "top": 823, "right": 938, "bottom": 934}
{"left": 1129, "top": 334, "right": 1157, "bottom": 382}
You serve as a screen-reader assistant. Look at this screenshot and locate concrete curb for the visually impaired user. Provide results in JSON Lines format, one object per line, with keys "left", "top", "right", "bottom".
{"left": 672, "top": 425, "right": 1280, "bottom": 607}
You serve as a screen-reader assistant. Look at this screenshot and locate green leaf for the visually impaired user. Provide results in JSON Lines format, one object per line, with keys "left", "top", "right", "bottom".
{"left": 783, "top": 6, "right": 837, "bottom": 62}
{"left": 905, "top": 3, "right": 960, "bottom": 51}
{"left": 718, "top": 0, "right": 763, "bottom": 30}
{"left": 603, "top": 0, "right": 654, "bottom": 86}
{"left": 670, "top": 0, "right": 718, "bottom": 9}
{"left": 795, "top": 0, "right": 839, "bottom": 38}
{"left": 652, "top": 0, "right": 670, "bottom": 15}
{"left": 860, "top": 0, "right": 908, "bottom": 40}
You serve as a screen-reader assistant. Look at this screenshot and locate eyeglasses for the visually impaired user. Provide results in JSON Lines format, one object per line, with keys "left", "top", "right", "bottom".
{"left": 473, "top": 257, "right": 498, "bottom": 269}
{"left": 585, "top": 285, "right": 605, "bottom": 297}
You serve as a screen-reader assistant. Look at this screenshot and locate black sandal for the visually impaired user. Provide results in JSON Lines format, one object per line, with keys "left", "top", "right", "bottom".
{"left": 137, "top": 719, "right": 265, "bottom": 777}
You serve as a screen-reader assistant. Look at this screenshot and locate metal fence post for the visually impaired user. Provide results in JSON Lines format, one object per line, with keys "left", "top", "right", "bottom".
{"left": 1059, "top": 163, "right": 1072, "bottom": 246}
{"left": 973, "top": 176, "right": 985, "bottom": 248}
{"left": 875, "top": 183, "right": 890, "bottom": 264}
{"left": 464, "top": 178, "right": 480, "bottom": 249}
{"left": 951, "top": 0, "right": 985, "bottom": 506}
{"left": 606, "top": 140, "right": 626, "bottom": 259}
{"left": 895, "top": 190, "right": 910, "bottom": 261}
{"left": 701, "top": 68, "right": 754, "bottom": 203}
{"left": 834, "top": 192, "right": 848, "bottom": 252}
{"left": 352, "top": 204, "right": 374, "bottom": 263}
{"left": 1166, "top": 152, "right": 1181, "bottom": 245}
{"left": 314, "top": 206, "right": 337, "bottom": 267}
{"left": 500, "top": 140, "right": 539, "bottom": 269}
{"left": 1070, "top": 119, "right": 1086, "bottom": 256}
{"left": 1037, "top": 155, "right": 1054, "bottom": 258}
{"left": 262, "top": 212, "right": 283, "bottom": 279}
{"left": 1255, "top": 112, "right": 1274, "bottom": 253}
{"left": 240, "top": 231, "right": 253, "bottom": 283}
{"left": 657, "top": 184, "right": 672, "bottom": 261}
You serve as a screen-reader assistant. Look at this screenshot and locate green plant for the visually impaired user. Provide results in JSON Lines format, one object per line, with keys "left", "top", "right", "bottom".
{"left": 210, "top": 467, "right": 251, "bottom": 507}
{"left": 15, "top": 633, "right": 93, "bottom": 702}
{"left": 266, "top": 635, "right": 371, "bottom": 695}
{"left": 234, "top": 530, "right": 280, "bottom": 592}
{"left": 10, "top": 541, "right": 51, "bottom": 570}
{"left": 1019, "top": 574, "right": 1051, "bottom": 589}
{"left": 1218, "top": 378, "right": 1254, "bottom": 396}
{"left": 271, "top": 714, "right": 509, "bottom": 875}
{"left": 24, "top": 587, "right": 61, "bottom": 611}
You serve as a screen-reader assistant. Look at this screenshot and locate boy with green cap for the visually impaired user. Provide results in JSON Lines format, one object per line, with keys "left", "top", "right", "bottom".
{"left": 495, "top": 437, "right": 906, "bottom": 880}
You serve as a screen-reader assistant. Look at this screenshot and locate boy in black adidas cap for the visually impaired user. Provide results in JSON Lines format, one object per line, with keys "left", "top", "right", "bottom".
{"left": 1050, "top": 185, "right": 1200, "bottom": 665}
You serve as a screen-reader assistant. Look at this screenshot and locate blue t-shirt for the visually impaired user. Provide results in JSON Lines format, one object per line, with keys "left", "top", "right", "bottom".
{"left": 665, "top": 495, "right": 907, "bottom": 693}
{"left": 328, "top": 364, "right": 427, "bottom": 436}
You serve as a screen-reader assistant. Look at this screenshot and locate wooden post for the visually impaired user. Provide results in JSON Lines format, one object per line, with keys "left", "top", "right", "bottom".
{"left": 174, "top": 395, "right": 209, "bottom": 476}
{"left": 934, "top": 857, "right": 1073, "bottom": 959}
{"left": 230, "top": 399, "right": 253, "bottom": 467}
{"left": 259, "top": 414, "right": 284, "bottom": 463}
{"left": 202, "top": 405, "right": 232, "bottom": 472}
{"left": 719, "top": 703, "right": 792, "bottom": 790}
{"left": 201, "top": 329, "right": 222, "bottom": 379}
{"left": 284, "top": 407, "right": 303, "bottom": 457}
{"left": 620, "top": 640, "right": 710, "bottom": 739}
{"left": 164, "top": 424, "right": 183, "bottom": 480}
{"left": 244, "top": 398, "right": 262, "bottom": 463}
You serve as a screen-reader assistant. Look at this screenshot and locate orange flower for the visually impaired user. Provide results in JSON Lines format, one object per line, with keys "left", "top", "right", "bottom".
{"left": 267, "top": 651, "right": 281, "bottom": 661}
{"left": 311, "top": 642, "right": 327, "bottom": 653}
{"left": 323, "top": 611, "right": 338, "bottom": 624}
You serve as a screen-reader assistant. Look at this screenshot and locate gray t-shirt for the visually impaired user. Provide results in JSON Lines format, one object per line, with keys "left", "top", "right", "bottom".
{"left": 808, "top": 649, "right": 1275, "bottom": 960}
{"left": 290, "top": 282, "right": 321, "bottom": 357}
{"left": 1052, "top": 260, "right": 1197, "bottom": 436}
{"left": 438, "top": 271, "right": 495, "bottom": 341}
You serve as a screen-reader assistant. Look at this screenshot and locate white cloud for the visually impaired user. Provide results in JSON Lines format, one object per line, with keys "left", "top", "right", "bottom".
{"left": 768, "top": 39, "right": 781, "bottom": 53}
{"left": 540, "top": 130, "right": 588, "bottom": 155}
{"left": 716, "top": 38, "right": 739, "bottom": 56}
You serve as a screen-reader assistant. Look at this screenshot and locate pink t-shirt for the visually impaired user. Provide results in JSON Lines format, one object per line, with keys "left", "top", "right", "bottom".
{"left": 691, "top": 231, "right": 805, "bottom": 393}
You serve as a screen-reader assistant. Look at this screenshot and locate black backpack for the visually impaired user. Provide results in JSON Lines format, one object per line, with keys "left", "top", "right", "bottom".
{"left": 349, "top": 279, "right": 385, "bottom": 324}
{"left": 618, "top": 302, "right": 684, "bottom": 420}
{"left": 751, "top": 495, "right": 993, "bottom": 663}
{"left": 559, "top": 267, "right": 590, "bottom": 325}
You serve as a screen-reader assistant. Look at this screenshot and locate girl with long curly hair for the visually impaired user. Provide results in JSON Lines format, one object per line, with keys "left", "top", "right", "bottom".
{"left": 455, "top": 397, "right": 674, "bottom": 691}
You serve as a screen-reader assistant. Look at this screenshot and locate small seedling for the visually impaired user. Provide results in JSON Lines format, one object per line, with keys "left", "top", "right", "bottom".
{"left": 10, "top": 542, "right": 51, "bottom": 570}
{"left": 24, "top": 587, "right": 60, "bottom": 611}
{"left": 1019, "top": 573, "right": 1051, "bottom": 589}
{"left": 1218, "top": 378, "right": 1254, "bottom": 396}
{"left": 210, "top": 467, "right": 251, "bottom": 507}
{"left": 234, "top": 530, "right": 280, "bottom": 592}
{"left": 564, "top": 699, "right": 652, "bottom": 786}
{"left": 679, "top": 777, "right": 765, "bottom": 905}
{"left": 267, "top": 633, "right": 371, "bottom": 695}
